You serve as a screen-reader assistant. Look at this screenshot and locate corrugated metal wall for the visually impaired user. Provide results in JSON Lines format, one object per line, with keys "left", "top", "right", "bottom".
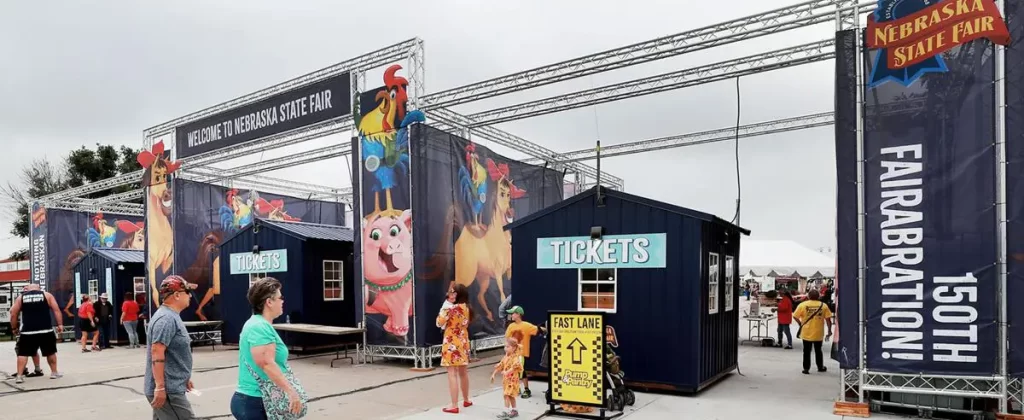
{"left": 697, "top": 223, "right": 740, "bottom": 388}
{"left": 511, "top": 193, "right": 707, "bottom": 391}
{"left": 300, "top": 239, "right": 356, "bottom": 329}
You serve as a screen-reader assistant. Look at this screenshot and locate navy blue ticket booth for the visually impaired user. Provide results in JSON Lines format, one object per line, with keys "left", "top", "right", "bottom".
{"left": 219, "top": 218, "right": 356, "bottom": 349}
{"left": 506, "top": 187, "right": 749, "bottom": 393}
{"left": 71, "top": 248, "right": 146, "bottom": 344}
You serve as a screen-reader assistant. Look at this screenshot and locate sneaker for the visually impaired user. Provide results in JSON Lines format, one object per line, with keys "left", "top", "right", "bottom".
{"left": 508, "top": 410, "right": 519, "bottom": 418}
{"left": 784, "top": 346, "right": 793, "bottom": 350}
{"left": 14, "top": 376, "right": 23, "bottom": 384}
{"left": 496, "top": 412, "right": 510, "bottom": 419}
{"left": 818, "top": 367, "right": 828, "bottom": 373}
{"left": 801, "top": 370, "right": 809, "bottom": 375}
{"left": 50, "top": 372, "right": 63, "bottom": 379}
{"left": 521, "top": 388, "right": 532, "bottom": 399}
{"left": 26, "top": 369, "right": 44, "bottom": 378}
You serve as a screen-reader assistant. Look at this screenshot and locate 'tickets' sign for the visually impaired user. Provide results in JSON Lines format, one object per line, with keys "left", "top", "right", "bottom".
{"left": 229, "top": 249, "right": 288, "bottom": 275}
{"left": 867, "top": 0, "right": 1010, "bottom": 87}
{"left": 175, "top": 73, "right": 352, "bottom": 159}
{"left": 536, "top": 233, "right": 667, "bottom": 269}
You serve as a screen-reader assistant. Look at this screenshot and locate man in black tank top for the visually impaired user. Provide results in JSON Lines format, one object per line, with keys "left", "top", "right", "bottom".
{"left": 10, "top": 284, "right": 64, "bottom": 383}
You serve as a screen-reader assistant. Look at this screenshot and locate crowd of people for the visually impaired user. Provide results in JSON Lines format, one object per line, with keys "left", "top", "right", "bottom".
{"left": 6, "top": 275, "right": 306, "bottom": 420}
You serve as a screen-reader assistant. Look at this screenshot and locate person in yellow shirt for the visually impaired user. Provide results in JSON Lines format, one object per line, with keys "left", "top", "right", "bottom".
{"left": 793, "top": 289, "right": 833, "bottom": 375}
{"left": 505, "top": 305, "right": 546, "bottom": 398}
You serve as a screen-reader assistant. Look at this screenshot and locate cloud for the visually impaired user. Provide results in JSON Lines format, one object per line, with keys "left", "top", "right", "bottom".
{"left": 0, "top": 0, "right": 839, "bottom": 259}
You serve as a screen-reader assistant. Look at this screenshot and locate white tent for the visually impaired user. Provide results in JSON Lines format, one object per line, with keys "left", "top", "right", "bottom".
{"left": 740, "top": 239, "right": 835, "bottom": 278}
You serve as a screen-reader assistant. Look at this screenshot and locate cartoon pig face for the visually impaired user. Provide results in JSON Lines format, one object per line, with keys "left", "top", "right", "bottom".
{"left": 362, "top": 209, "right": 413, "bottom": 285}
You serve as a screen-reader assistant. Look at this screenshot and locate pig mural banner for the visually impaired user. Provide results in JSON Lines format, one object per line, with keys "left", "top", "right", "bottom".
{"left": 412, "top": 124, "right": 563, "bottom": 347}
{"left": 355, "top": 64, "right": 421, "bottom": 346}
{"left": 840, "top": 0, "right": 1009, "bottom": 376}
{"left": 172, "top": 179, "right": 346, "bottom": 322}
{"left": 32, "top": 208, "right": 145, "bottom": 326}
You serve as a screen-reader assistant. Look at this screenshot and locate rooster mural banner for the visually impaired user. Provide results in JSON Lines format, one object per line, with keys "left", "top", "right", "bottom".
{"left": 842, "top": 0, "right": 1009, "bottom": 376}
{"left": 39, "top": 209, "right": 144, "bottom": 326}
{"left": 174, "top": 73, "right": 352, "bottom": 159}
{"left": 171, "top": 179, "right": 346, "bottom": 322}
{"left": 355, "top": 64, "right": 424, "bottom": 346}
{"left": 411, "top": 125, "right": 563, "bottom": 347}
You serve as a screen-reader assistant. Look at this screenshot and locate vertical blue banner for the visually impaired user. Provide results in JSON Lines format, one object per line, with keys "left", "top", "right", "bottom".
{"left": 834, "top": 28, "right": 860, "bottom": 369}
{"left": 862, "top": 35, "right": 998, "bottom": 374}
{"left": 1002, "top": 0, "right": 1024, "bottom": 376}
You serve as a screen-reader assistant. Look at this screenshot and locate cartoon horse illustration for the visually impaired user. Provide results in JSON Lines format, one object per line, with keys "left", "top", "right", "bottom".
{"left": 189, "top": 231, "right": 224, "bottom": 321}
{"left": 425, "top": 159, "right": 525, "bottom": 323}
{"left": 137, "top": 141, "right": 180, "bottom": 309}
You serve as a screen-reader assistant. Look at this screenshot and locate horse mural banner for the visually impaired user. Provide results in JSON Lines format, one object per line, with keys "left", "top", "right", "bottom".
{"left": 38, "top": 208, "right": 144, "bottom": 326}
{"left": 139, "top": 141, "right": 180, "bottom": 315}
{"left": 412, "top": 125, "right": 563, "bottom": 347}
{"left": 856, "top": 0, "right": 1006, "bottom": 375}
{"left": 171, "top": 179, "right": 346, "bottom": 322}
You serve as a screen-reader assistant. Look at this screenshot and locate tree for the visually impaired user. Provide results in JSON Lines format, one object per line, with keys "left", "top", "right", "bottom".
{"left": 1, "top": 144, "right": 143, "bottom": 258}
{"left": 66, "top": 144, "right": 143, "bottom": 198}
{"left": 0, "top": 159, "right": 69, "bottom": 257}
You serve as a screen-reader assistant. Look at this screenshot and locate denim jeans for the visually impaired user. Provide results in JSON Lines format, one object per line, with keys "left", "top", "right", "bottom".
{"left": 123, "top": 321, "right": 139, "bottom": 346}
{"left": 230, "top": 392, "right": 267, "bottom": 420}
{"left": 777, "top": 323, "right": 793, "bottom": 347}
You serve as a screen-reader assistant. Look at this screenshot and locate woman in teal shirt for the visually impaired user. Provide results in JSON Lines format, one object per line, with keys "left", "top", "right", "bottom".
{"left": 230, "top": 277, "right": 303, "bottom": 419}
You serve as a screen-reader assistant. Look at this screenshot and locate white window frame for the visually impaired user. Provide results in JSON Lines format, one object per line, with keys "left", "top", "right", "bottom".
{"left": 725, "top": 255, "right": 735, "bottom": 312}
{"left": 708, "top": 253, "right": 720, "bottom": 314}
{"left": 88, "top": 279, "right": 99, "bottom": 303}
{"left": 133, "top": 277, "right": 146, "bottom": 297}
{"left": 249, "top": 273, "right": 267, "bottom": 288}
{"left": 578, "top": 268, "right": 617, "bottom": 313}
{"left": 323, "top": 260, "right": 344, "bottom": 301}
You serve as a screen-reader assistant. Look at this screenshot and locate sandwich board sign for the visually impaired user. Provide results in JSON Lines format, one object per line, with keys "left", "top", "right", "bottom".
{"left": 548, "top": 311, "right": 606, "bottom": 408}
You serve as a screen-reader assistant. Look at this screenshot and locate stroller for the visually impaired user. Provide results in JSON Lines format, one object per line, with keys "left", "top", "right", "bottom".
{"left": 604, "top": 345, "right": 636, "bottom": 411}
{"left": 540, "top": 322, "right": 636, "bottom": 412}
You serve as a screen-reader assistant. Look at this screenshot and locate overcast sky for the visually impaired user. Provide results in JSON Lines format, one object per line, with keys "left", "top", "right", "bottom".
{"left": 0, "top": 0, "right": 839, "bottom": 259}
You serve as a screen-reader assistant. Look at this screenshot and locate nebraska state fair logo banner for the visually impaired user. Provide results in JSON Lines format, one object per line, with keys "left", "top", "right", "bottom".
{"left": 867, "top": 0, "right": 1010, "bottom": 88}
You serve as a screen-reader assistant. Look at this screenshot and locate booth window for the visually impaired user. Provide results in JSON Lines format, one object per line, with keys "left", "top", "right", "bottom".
{"left": 708, "top": 253, "right": 720, "bottom": 314}
{"left": 579, "top": 268, "right": 616, "bottom": 313}
{"left": 725, "top": 256, "right": 735, "bottom": 312}
{"left": 133, "top": 277, "right": 146, "bottom": 297}
{"left": 249, "top": 273, "right": 267, "bottom": 288}
{"left": 88, "top": 279, "right": 99, "bottom": 302}
{"left": 323, "top": 260, "right": 344, "bottom": 301}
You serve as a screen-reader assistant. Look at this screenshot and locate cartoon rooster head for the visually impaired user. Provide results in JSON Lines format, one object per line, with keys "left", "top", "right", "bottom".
{"left": 465, "top": 143, "right": 479, "bottom": 170}
{"left": 384, "top": 64, "right": 409, "bottom": 124}
{"left": 226, "top": 189, "right": 243, "bottom": 209}
{"left": 92, "top": 212, "right": 107, "bottom": 232}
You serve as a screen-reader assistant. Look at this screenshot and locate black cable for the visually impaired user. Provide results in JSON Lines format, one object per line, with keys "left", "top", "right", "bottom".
{"left": 731, "top": 77, "right": 742, "bottom": 225}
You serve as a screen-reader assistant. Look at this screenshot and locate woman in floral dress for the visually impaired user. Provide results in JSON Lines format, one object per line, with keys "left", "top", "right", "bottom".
{"left": 436, "top": 284, "right": 473, "bottom": 413}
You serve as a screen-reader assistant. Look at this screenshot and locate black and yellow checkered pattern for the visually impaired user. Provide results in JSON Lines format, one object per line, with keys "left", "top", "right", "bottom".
{"left": 550, "top": 334, "right": 604, "bottom": 404}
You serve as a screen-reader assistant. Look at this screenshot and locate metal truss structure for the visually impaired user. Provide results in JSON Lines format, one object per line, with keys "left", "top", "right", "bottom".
{"left": 27, "top": 1, "right": 1017, "bottom": 409}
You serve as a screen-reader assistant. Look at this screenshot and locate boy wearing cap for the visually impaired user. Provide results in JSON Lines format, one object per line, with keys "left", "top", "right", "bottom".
{"left": 505, "top": 305, "right": 546, "bottom": 398}
{"left": 144, "top": 276, "right": 198, "bottom": 419}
